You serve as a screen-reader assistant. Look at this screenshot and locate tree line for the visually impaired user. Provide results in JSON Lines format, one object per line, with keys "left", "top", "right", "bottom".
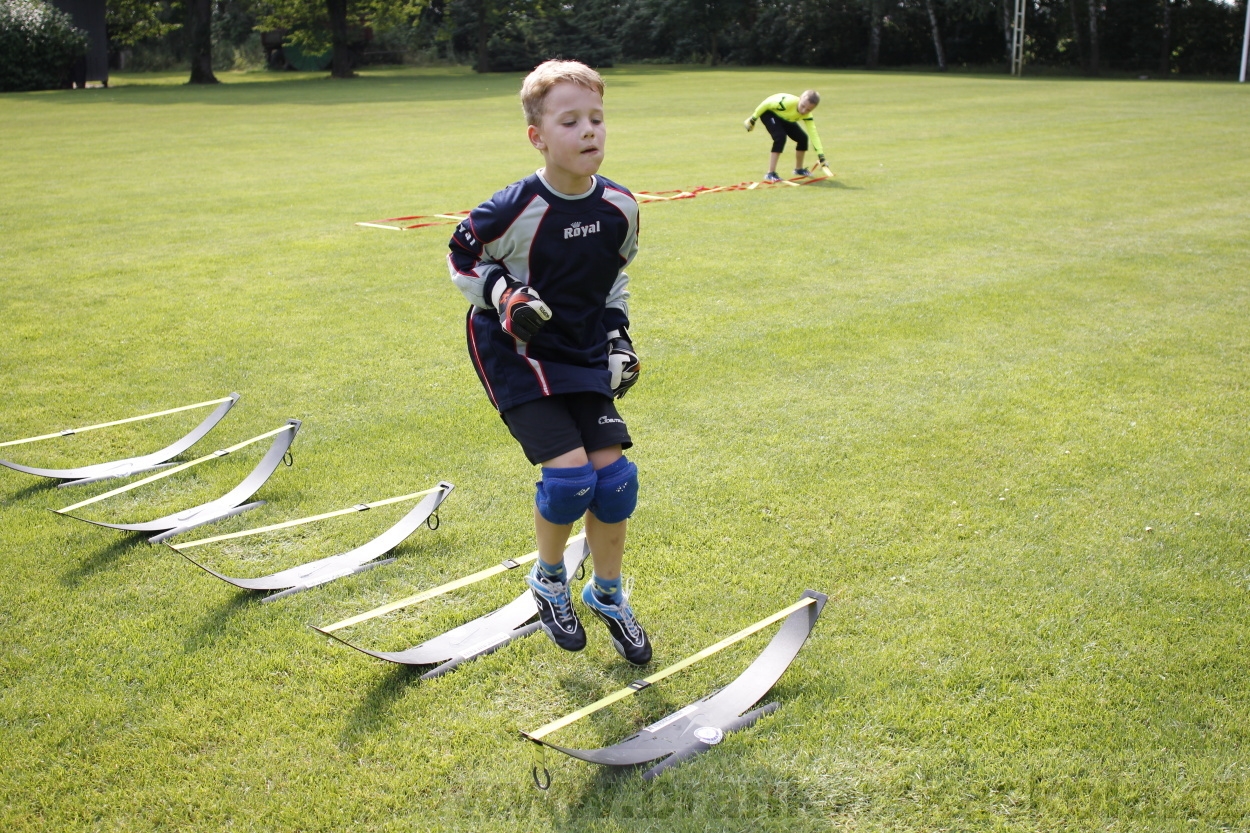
{"left": 103, "top": 0, "right": 1247, "bottom": 83}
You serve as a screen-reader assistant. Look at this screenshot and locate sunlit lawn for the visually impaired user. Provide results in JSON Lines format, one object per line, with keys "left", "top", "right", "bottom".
{"left": 1, "top": 65, "right": 1247, "bottom": 831}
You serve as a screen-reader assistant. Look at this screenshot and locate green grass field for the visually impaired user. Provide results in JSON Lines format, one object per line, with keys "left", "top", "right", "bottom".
{"left": 2, "top": 65, "right": 1248, "bottom": 832}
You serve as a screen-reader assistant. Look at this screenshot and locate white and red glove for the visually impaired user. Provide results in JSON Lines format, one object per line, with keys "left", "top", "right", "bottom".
{"left": 497, "top": 284, "right": 552, "bottom": 342}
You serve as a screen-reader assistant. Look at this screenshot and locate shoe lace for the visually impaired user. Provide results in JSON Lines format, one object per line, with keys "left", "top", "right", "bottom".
{"left": 615, "top": 577, "right": 641, "bottom": 641}
{"left": 541, "top": 577, "right": 575, "bottom": 623}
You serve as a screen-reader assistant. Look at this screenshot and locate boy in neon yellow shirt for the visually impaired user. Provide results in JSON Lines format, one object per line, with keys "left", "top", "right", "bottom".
{"left": 744, "top": 91, "right": 827, "bottom": 182}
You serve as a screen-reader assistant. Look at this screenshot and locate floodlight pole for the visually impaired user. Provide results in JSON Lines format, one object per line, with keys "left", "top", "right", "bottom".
{"left": 1240, "top": 0, "right": 1249, "bottom": 82}
{"left": 1011, "top": 0, "right": 1026, "bottom": 76}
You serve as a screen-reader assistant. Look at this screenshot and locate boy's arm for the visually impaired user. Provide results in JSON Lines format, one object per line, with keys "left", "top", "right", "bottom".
{"left": 603, "top": 203, "right": 639, "bottom": 333}
{"left": 448, "top": 218, "right": 513, "bottom": 310}
{"left": 799, "top": 116, "right": 825, "bottom": 159}
{"left": 448, "top": 215, "right": 552, "bottom": 341}
{"left": 750, "top": 93, "right": 786, "bottom": 121}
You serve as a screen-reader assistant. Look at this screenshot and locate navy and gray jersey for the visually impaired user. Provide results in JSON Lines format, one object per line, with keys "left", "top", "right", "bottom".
{"left": 447, "top": 172, "right": 639, "bottom": 413}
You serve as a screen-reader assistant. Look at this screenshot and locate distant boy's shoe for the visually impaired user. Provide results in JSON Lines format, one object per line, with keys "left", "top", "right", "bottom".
{"left": 764, "top": 172, "right": 782, "bottom": 183}
{"left": 528, "top": 567, "right": 585, "bottom": 652}
{"left": 581, "top": 583, "right": 652, "bottom": 666}
{"left": 793, "top": 168, "right": 811, "bottom": 177}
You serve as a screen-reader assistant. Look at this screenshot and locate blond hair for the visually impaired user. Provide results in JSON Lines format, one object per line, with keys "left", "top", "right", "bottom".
{"left": 800, "top": 89, "right": 821, "bottom": 107}
{"left": 520, "top": 60, "right": 606, "bottom": 125}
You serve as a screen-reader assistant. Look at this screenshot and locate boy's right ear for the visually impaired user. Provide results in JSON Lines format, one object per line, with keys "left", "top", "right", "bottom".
{"left": 527, "top": 124, "right": 545, "bottom": 151}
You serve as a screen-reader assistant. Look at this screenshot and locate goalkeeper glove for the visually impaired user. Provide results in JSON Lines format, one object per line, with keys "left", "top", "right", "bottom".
{"left": 607, "top": 329, "right": 640, "bottom": 399}
{"left": 497, "top": 284, "right": 552, "bottom": 342}
{"left": 744, "top": 117, "right": 756, "bottom": 132}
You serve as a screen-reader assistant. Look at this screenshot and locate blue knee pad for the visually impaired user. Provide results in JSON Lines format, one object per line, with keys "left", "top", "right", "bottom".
{"left": 588, "top": 456, "right": 639, "bottom": 524}
{"left": 535, "top": 462, "right": 597, "bottom": 525}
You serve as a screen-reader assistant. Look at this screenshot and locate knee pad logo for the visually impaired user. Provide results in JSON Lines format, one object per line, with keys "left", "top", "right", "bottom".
{"left": 535, "top": 463, "right": 598, "bottom": 525}
{"left": 589, "top": 458, "right": 639, "bottom": 524}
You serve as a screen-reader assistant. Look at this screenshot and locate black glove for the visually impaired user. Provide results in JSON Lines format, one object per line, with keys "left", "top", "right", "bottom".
{"left": 607, "top": 329, "right": 640, "bottom": 399}
{"left": 497, "top": 284, "right": 552, "bottom": 342}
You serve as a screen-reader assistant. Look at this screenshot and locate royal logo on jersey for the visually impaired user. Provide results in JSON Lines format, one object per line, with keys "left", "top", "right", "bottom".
{"left": 564, "top": 220, "right": 601, "bottom": 240}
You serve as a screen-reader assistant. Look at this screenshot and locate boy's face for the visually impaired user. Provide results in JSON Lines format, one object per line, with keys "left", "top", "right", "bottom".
{"left": 528, "top": 82, "right": 605, "bottom": 192}
{"left": 798, "top": 99, "right": 817, "bottom": 116}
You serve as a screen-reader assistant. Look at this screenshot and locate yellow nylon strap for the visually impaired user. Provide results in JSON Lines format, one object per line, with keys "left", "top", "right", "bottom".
{"left": 168, "top": 486, "right": 443, "bottom": 551}
{"left": 1, "top": 396, "right": 234, "bottom": 449}
{"left": 318, "top": 532, "right": 588, "bottom": 633}
{"left": 523, "top": 596, "right": 816, "bottom": 742}
{"left": 56, "top": 423, "right": 295, "bottom": 514}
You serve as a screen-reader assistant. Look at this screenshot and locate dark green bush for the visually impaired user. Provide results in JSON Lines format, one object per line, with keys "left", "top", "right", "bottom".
{"left": 0, "top": 0, "right": 88, "bottom": 92}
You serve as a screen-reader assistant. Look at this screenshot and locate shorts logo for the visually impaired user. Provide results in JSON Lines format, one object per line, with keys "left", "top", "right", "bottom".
{"left": 598, "top": 416, "right": 624, "bottom": 425}
{"left": 576, "top": 487, "right": 591, "bottom": 496}
{"left": 564, "top": 220, "right": 601, "bottom": 240}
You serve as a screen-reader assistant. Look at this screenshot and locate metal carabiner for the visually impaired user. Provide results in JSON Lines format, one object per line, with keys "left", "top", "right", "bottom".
{"left": 531, "top": 765, "right": 551, "bottom": 791}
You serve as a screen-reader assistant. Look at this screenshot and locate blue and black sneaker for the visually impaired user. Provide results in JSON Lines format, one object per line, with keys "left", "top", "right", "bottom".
{"left": 794, "top": 167, "right": 811, "bottom": 177}
{"left": 763, "top": 171, "right": 782, "bottom": 183}
{"left": 528, "top": 566, "right": 586, "bottom": 652}
{"left": 581, "top": 582, "right": 652, "bottom": 666}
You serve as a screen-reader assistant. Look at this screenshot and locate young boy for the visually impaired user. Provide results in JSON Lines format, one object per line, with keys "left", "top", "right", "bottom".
{"left": 744, "top": 90, "right": 828, "bottom": 182}
{"left": 447, "top": 60, "right": 651, "bottom": 666}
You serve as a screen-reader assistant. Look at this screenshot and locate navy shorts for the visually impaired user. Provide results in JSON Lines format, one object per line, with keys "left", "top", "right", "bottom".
{"left": 501, "top": 392, "right": 633, "bottom": 465}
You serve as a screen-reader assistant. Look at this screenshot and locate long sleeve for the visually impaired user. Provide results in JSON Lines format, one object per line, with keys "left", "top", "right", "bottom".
{"left": 447, "top": 212, "right": 514, "bottom": 311}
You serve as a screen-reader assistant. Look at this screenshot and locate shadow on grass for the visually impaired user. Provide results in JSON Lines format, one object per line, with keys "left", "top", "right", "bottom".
{"left": 183, "top": 591, "right": 259, "bottom": 653}
{"left": 807, "top": 179, "right": 861, "bottom": 191}
{"left": 0, "top": 478, "right": 58, "bottom": 505}
{"left": 27, "top": 70, "right": 520, "bottom": 108}
{"left": 547, "top": 754, "right": 835, "bottom": 831}
{"left": 59, "top": 531, "right": 148, "bottom": 586}
{"left": 338, "top": 662, "right": 424, "bottom": 747}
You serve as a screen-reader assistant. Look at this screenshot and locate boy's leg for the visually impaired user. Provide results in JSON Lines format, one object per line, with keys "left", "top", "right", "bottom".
{"left": 528, "top": 452, "right": 595, "bottom": 652}
{"left": 581, "top": 445, "right": 651, "bottom": 665}
{"left": 768, "top": 151, "right": 781, "bottom": 175}
{"left": 503, "top": 396, "right": 598, "bottom": 653}
{"left": 535, "top": 447, "right": 591, "bottom": 571}
{"left": 583, "top": 446, "right": 626, "bottom": 580}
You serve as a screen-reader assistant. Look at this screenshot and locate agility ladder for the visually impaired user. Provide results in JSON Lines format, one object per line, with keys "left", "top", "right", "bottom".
{"left": 356, "top": 171, "right": 832, "bottom": 232}
{"left": 1, "top": 396, "right": 236, "bottom": 448}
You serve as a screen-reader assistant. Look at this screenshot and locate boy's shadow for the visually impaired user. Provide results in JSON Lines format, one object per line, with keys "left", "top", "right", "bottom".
{"left": 59, "top": 532, "right": 148, "bottom": 587}
{"left": 807, "top": 178, "right": 860, "bottom": 190}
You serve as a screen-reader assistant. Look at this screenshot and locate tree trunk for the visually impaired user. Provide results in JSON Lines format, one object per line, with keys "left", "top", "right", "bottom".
{"left": 1001, "top": 0, "right": 1013, "bottom": 65}
{"left": 186, "top": 0, "right": 217, "bottom": 84}
{"left": 1086, "top": 0, "right": 1100, "bottom": 74}
{"left": 924, "top": 0, "right": 947, "bottom": 70}
{"left": 327, "top": 0, "right": 356, "bottom": 78}
{"left": 867, "top": 0, "right": 882, "bottom": 68}
{"left": 475, "top": 0, "right": 490, "bottom": 73}
{"left": 1157, "top": 0, "right": 1172, "bottom": 75}
{"left": 709, "top": 29, "right": 720, "bottom": 66}
{"left": 1069, "top": 0, "right": 1089, "bottom": 73}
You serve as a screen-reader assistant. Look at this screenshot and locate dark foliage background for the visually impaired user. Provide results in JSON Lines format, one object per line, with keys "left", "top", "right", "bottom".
{"left": 101, "top": 0, "right": 1247, "bottom": 76}
{"left": 1, "top": 0, "right": 88, "bottom": 90}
